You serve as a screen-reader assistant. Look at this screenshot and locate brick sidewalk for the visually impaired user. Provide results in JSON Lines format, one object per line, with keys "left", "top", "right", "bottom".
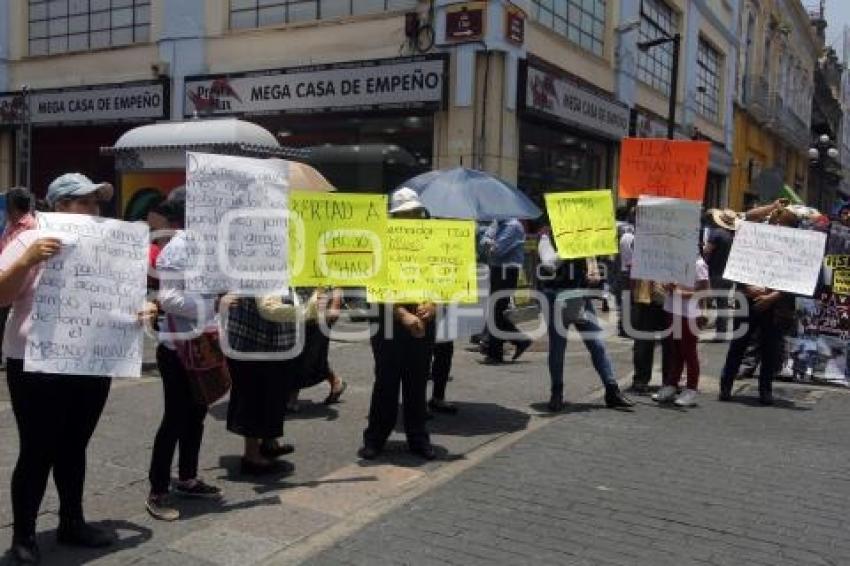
{"left": 303, "top": 382, "right": 850, "bottom": 566}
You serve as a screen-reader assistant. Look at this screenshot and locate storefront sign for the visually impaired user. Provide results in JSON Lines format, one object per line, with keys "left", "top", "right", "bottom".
{"left": 619, "top": 138, "right": 711, "bottom": 201}
{"left": 524, "top": 64, "right": 629, "bottom": 140}
{"left": 184, "top": 56, "right": 447, "bottom": 117}
{"left": 446, "top": 3, "right": 485, "bottom": 41}
{"left": 0, "top": 81, "right": 166, "bottom": 126}
{"left": 506, "top": 5, "right": 525, "bottom": 45}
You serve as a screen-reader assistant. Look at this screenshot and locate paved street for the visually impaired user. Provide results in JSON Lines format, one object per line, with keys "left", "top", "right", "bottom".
{"left": 1, "top": 313, "right": 849, "bottom": 566}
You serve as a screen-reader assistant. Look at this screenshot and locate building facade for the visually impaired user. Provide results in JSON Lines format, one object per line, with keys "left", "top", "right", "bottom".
{"left": 731, "top": 0, "right": 818, "bottom": 211}
{"left": 0, "top": 0, "right": 739, "bottom": 211}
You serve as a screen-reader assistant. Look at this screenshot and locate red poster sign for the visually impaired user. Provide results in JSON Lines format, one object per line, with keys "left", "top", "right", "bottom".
{"left": 619, "top": 138, "right": 711, "bottom": 202}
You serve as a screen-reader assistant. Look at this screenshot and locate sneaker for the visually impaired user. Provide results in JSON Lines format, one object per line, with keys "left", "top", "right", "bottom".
{"left": 652, "top": 385, "right": 678, "bottom": 403}
{"left": 146, "top": 494, "right": 180, "bottom": 521}
{"left": 674, "top": 388, "right": 698, "bottom": 407}
{"left": 173, "top": 479, "right": 222, "bottom": 499}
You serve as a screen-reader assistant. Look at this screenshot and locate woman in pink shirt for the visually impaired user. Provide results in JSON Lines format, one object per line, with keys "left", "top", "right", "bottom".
{"left": 1, "top": 174, "right": 121, "bottom": 565}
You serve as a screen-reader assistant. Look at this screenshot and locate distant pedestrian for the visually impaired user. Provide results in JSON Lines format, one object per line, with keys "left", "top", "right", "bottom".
{"left": 653, "top": 254, "right": 710, "bottom": 407}
{"left": 480, "top": 217, "right": 532, "bottom": 364}
{"left": 0, "top": 187, "right": 36, "bottom": 366}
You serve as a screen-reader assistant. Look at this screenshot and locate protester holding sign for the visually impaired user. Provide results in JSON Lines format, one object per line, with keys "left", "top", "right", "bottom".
{"left": 537, "top": 230, "right": 633, "bottom": 412}
{"left": 0, "top": 174, "right": 151, "bottom": 564}
{"left": 720, "top": 211, "right": 803, "bottom": 405}
{"left": 653, "top": 254, "right": 710, "bottom": 407}
{"left": 360, "top": 188, "right": 437, "bottom": 461}
{"left": 0, "top": 187, "right": 36, "bottom": 365}
{"left": 146, "top": 199, "right": 223, "bottom": 522}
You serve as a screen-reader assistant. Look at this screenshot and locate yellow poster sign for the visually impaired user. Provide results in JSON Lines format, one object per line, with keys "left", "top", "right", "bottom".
{"left": 367, "top": 219, "right": 478, "bottom": 304}
{"left": 289, "top": 192, "right": 388, "bottom": 287}
{"left": 834, "top": 270, "right": 850, "bottom": 295}
{"left": 544, "top": 190, "right": 617, "bottom": 259}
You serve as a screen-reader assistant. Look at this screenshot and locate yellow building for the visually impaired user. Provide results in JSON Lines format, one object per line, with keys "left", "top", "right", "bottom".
{"left": 730, "top": 0, "right": 819, "bottom": 210}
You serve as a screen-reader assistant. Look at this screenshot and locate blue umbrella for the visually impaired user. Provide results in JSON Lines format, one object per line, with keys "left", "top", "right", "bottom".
{"left": 399, "top": 167, "right": 542, "bottom": 220}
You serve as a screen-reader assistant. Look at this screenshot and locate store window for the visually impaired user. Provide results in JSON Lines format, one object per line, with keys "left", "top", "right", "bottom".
{"left": 28, "top": 0, "right": 151, "bottom": 56}
{"left": 696, "top": 38, "right": 722, "bottom": 121}
{"left": 531, "top": 0, "right": 606, "bottom": 57}
{"left": 518, "top": 119, "right": 611, "bottom": 204}
{"left": 637, "top": 0, "right": 679, "bottom": 95}
{"left": 230, "top": 0, "right": 418, "bottom": 29}
{"left": 254, "top": 113, "right": 433, "bottom": 192}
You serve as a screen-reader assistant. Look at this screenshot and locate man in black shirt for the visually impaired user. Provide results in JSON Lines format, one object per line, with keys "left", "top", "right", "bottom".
{"left": 704, "top": 209, "right": 739, "bottom": 336}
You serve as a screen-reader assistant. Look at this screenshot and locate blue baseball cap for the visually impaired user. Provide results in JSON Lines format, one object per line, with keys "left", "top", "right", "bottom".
{"left": 46, "top": 173, "right": 114, "bottom": 208}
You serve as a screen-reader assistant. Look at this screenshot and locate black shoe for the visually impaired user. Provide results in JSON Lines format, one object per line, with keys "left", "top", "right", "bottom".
{"left": 759, "top": 392, "right": 774, "bottom": 406}
{"left": 480, "top": 356, "right": 505, "bottom": 365}
{"left": 260, "top": 442, "right": 295, "bottom": 459}
{"left": 10, "top": 537, "right": 39, "bottom": 565}
{"left": 547, "top": 394, "right": 565, "bottom": 413}
{"left": 719, "top": 390, "right": 732, "bottom": 402}
{"left": 57, "top": 520, "right": 114, "bottom": 549}
{"left": 428, "top": 398, "right": 459, "bottom": 415}
{"left": 628, "top": 383, "right": 650, "bottom": 396}
{"left": 410, "top": 444, "right": 437, "bottom": 460}
{"left": 605, "top": 389, "right": 635, "bottom": 409}
{"left": 358, "top": 445, "right": 381, "bottom": 460}
{"left": 240, "top": 458, "right": 294, "bottom": 476}
{"left": 511, "top": 340, "right": 532, "bottom": 361}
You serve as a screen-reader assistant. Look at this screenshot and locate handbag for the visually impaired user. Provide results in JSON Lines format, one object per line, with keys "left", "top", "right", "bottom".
{"left": 167, "top": 316, "right": 232, "bottom": 406}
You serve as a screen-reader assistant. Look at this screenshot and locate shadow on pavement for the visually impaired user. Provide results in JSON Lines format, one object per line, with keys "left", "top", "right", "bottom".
{"left": 174, "top": 495, "right": 283, "bottom": 521}
{"left": 404, "top": 402, "right": 531, "bottom": 437}
{"left": 355, "top": 441, "right": 460, "bottom": 468}
{"left": 252, "top": 475, "right": 381, "bottom": 496}
{"left": 285, "top": 401, "right": 340, "bottom": 422}
{"left": 216, "top": 455, "right": 296, "bottom": 485}
{"left": 528, "top": 401, "right": 605, "bottom": 416}
{"left": 729, "top": 396, "right": 811, "bottom": 411}
{"left": 7, "top": 520, "right": 152, "bottom": 566}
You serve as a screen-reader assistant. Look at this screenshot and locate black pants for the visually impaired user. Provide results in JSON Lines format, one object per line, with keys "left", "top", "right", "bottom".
{"left": 721, "top": 306, "right": 782, "bottom": 397}
{"left": 149, "top": 345, "right": 208, "bottom": 495}
{"left": 430, "top": 341, "right": 454, "bottom": 400}
{"left": 710, "top": 278, "right": 734, "bottom": 333}
{"left": 364, "top": 334, "right": 430, "bottom": 450}
{"left": 630, "top": 303, "right": 671, "bottom": 386}
{"left": 486, "top": 265, "right": 524, "bottom": 359}
{"left": 7, "top": 359, "right": 110, "bottom": 541}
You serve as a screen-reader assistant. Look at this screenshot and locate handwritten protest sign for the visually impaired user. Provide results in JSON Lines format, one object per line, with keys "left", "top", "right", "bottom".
{"left": 367, "top": 219, "right": 478, "bottom": 304}
{"left": 185, "top": 152, "right": 289, "bottom": 293}
{"left": 289, "top": 192, "right": 387, "bottom": 287}
{"left": 544, "top": 191, "right": 617, "bottom": 259}
{"left": 723, "top": 221, "right": 826, "bottom": 296}
{"left": 619, "top": 138, "right": 710, "bottom": 201}
{"left": 631, "top": 196, "right": 700, "bottom": 287}
{"left": 26, "top": 213, "right": 148, "bottom": 377}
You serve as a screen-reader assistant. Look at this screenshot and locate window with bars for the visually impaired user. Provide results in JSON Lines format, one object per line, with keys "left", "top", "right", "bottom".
{"left": 637, "top": 0, "right": 678, "bottom": 95}
{"left": 29, "top": 0, "right": 150, "bottom": 56}
{"left": 696, "top": 38, "right": 721, "bottom": 121}
{"left": 531, "top": 0, "right": 606, "bottom": 57}
{"left": 230, "top": 0, "right": 418, "bottom": 29}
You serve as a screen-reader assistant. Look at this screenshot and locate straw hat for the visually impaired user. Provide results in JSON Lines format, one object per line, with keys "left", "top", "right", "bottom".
{"left": 709, "top": 208, "right": 742, "bottom": 231}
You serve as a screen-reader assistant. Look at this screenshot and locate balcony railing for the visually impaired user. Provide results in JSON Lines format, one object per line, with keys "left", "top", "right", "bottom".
{"left": 744, "top": 75, "right": 772, "bottom": 123}
{"left": 743, "top": 74, "right": 811, "bottom": 151}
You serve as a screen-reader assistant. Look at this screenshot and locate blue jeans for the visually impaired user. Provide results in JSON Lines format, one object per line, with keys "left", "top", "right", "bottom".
{"left": 544, "top": 291, "right": 616, "bottom": 394}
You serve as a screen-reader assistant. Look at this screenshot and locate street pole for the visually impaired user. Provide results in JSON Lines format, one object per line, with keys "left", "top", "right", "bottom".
{"left": 667, "top": 34, "right": 681, "bottom": 140}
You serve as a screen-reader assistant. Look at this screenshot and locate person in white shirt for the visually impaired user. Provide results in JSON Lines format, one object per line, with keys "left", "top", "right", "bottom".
{"left": 652, "top": 255, "right": 710, "bottom": 407}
